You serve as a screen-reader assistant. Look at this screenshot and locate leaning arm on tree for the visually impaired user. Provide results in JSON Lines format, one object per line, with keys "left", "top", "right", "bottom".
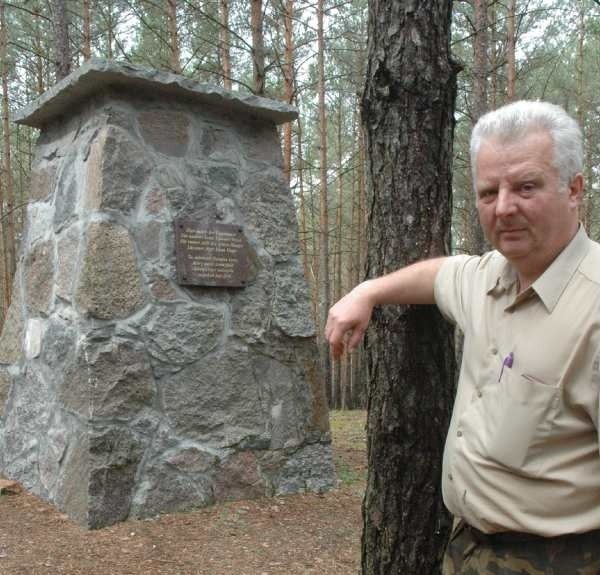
{"left": 324, "top": 257, "right": 448, "bottom": 359}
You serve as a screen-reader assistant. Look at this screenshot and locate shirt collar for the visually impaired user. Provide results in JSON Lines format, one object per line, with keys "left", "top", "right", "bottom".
{"left": 486, "top": 226, "right": 591, "bottom": 313}
{"left": 531, "top": 226, "right": 590, "bottom": 312}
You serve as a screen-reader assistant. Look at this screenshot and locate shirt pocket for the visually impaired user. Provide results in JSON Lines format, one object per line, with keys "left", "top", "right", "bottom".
{"left": 481, "top": 368, "right": 560, "bottom": 472}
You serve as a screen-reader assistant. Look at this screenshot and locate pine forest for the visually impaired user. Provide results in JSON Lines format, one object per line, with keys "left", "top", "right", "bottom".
{"left": 1, "top": 0, "right": 599, "bottom": 409}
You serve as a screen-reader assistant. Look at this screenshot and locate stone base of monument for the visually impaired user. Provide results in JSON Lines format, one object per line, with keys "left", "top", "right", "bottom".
{"left": 0, "top": 60, "right": 335, "bottom": 529}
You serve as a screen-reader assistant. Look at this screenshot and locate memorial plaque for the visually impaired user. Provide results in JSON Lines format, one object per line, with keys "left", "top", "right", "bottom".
{"left": 175, "top": 220, "right": 254, "bottom": 287}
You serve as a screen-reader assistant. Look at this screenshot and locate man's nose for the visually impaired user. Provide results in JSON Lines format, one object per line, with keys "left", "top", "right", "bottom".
{"left": 495, "top": 188, "right": 517, "bottom": 217}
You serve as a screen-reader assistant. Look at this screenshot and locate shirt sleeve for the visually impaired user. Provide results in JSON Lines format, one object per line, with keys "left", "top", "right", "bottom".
{"left": 434, "top": 254, "right": 482, "bottom": 331}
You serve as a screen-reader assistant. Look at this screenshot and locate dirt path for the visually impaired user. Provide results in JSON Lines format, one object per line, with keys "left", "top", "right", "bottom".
{"left": 0, "top": 411, "right": 366, "bottom": 575}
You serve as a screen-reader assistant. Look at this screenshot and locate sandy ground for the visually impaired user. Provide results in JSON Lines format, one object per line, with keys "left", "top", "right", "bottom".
{"left": 0, "top": 410, "right": 367, "bottom": 575}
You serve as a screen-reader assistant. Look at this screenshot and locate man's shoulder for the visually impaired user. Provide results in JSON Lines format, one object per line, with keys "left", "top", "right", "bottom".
{"left": 579, "top": 239, "right": 600, "bottom": 284}
{"left": 444, "top": 250, "right": 504, "bottom": 269}
{"left": 438, "top": 250, "right": 506, "bottom": 290}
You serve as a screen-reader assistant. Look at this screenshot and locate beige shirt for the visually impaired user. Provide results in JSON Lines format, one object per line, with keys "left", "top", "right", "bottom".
{"left": 434, "top": 226, "right": 600, "bottom": 536}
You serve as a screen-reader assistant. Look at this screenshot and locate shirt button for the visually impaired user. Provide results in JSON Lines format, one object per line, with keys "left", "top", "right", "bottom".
{"left": 491, "top": 348, "right": 498, "bottom": 355}
{"left": 448, "top": 473, "right": 453, "bottom": 481}
{"left": 477, "top": 390, "right": 483, "bottom": 398}
{"left": 457, "top": 430, "right": 463, "bottom": 437}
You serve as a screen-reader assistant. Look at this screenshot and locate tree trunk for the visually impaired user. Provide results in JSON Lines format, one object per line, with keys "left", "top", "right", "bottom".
{"left": 1, "top": 0, "right": 15, "bottom": 293}
{"left": 317, "top": 0, "right": 331, "bottom": 405}
{"left": 52, "top": 0, "right": 71, "bottom": 80}
{"left": 489, "top": 1, "right": 497, "bottom": 109}
{"left": 473, "top": 0, "right": 488, "bottom": 121}
{"left": 219, "top": 0, "right": 232, "bottom": 89}
{"left": 34, "top": 5, "right": 45, "bottom": 95}
{"left": 167, "top": 0, "right": 181, "bottom": 73}
{"left": 353, "top": 117, "right": 367, "bottom": 409}
{"left": 506, "top": 0, "right": 516, "bottom": 102}
{"left": 107, "top": 1, "right": 114, "bottom": 59}
{"left": 282, "top": 0, "right": 295, "bottom": 183}
{"left": 469, "top": 0, "right": 488, "bottom": 254}
{"left": 251, "top": 0, "right": 265, "bottom": 95}
{"left": 82, "top": 0, "right": 92, "bottom": 60}
{"left": 331, "top": 98, "right": 345, "bottom": 408}
{"left": 361, "top": 1, "right": 458, "bottom": 572}
{"left": 0, "top": 171, "right": 7, "bottom": 324}
{"left": 576, "top": 1, "right": 592, "bottom": 231}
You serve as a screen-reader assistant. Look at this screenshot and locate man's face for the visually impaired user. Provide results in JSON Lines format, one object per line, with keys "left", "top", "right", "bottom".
{"left": 475, "top": 130, "right": 582, "bottom": 276}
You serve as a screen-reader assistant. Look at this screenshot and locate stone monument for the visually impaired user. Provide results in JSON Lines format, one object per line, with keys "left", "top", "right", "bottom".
{"left": 0, "top": 59, "right": 334, "bottom": 528}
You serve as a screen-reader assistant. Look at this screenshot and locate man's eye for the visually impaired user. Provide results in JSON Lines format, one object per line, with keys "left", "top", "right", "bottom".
{"left": 520, "top": 183, "right": 536, "bottom": 193}
{"left": 478, "top": 189, "right": 497, "bottom": 201}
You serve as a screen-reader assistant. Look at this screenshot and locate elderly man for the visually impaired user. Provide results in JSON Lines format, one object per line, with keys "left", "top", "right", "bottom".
{"left": 325, "top": 100, "right": 600, "bottom": 573}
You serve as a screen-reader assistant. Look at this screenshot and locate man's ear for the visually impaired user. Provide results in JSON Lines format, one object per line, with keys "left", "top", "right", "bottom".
{"left": 568, "top": 173, "right": 584, "bottom": 208}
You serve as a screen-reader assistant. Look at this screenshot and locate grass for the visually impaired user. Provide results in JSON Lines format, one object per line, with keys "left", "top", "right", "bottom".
{"left": 329, "top": 410, "right": 367, "bottom": 487}
{"left": 329, "top": 409, "right": 367, "bottom": 451}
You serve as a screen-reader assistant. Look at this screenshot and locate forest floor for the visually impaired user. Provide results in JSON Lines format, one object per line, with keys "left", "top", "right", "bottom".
{"left": 0, "top": 410, "right": 367, "bottom": 575}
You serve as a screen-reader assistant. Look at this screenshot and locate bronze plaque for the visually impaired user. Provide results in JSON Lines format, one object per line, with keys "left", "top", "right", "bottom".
{"left": 175, "top": 221, "right": 253, "bottom": 287}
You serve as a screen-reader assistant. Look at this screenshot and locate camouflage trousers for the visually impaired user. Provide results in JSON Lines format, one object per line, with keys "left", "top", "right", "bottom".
{"left": 442, "top": 520, "right": 600, "bottom": 574}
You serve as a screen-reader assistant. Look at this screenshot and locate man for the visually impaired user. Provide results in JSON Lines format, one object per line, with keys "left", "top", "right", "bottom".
{"left": 325, "top": 100, "right": 600, "bottom": 573}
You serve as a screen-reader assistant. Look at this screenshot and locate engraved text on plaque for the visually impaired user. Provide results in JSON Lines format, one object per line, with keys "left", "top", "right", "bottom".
{"left": 175, "top": 221, "right": 254, "bottom": 287}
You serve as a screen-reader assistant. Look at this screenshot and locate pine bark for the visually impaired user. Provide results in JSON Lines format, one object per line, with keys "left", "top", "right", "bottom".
{"left": 317, "top": 0, "right": 331, "bottom": 404}
{"left": 0, "top": 171, "right": 7, "bottom": 322}
{"left": 106, "top": 1, "right": 114, "bottom": 59}
{"left": 251, "top": 0, "right": 265, "bottom": 95}
{"left": 469, "top": 0, "right": 488, "bottom": 254}
{"left": 167, "top": 0, "right": 181, "bottom": 74}
{"left": 219, "top": 0, "right": 232, "bottom": 89}
{"left": 282, "top": 0, "right": 295, "bottom": 183}
{"left": 0, "top": 0, "right": 15, "bottom": 294}
{"left": 52, "top": 0, "right": 71, "bottom": 80}
{"left": 361, "top": 1, "right": 458, "bottom": 572}
{"left": 353, "top": 118, "right": 367, "bottom": 408}
{"left": 83, "top": 0, "right": 92, "bottom": 60}
{"left": 506, "top": 0, "right": 516, "bottom": 102}
{"left": 489, "top": 2, "right": 497, "bottom": 108}
{"left": 331, "top": 99, "right": 344, "bottom": 408}
{"left": 577, "top": 1, "right": 592, "bottom": 230}
{"left": 296, "top": 116, "right": 311, "bottom": 284}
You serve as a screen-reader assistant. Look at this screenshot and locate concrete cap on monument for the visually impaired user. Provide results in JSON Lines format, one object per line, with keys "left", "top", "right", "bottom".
{"left": 13, "top": 58, "right": 299, "bottom": 129}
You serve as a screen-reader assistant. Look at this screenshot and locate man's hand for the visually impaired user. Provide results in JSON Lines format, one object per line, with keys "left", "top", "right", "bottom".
{"left": 324, "top": 258, "right": 446, "bottom": 359}
{"left": 325, "top": 281, "right": 374, "bottom": 359}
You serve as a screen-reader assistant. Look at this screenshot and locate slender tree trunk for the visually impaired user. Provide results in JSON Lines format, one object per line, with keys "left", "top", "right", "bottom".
{"left": 1, "top": 0, "right": 15, "bottom": 294}
{"left": 317, "top": 0, "right": 331, "bottom": 405}
{"left": 108, "top": 6, "right": 114, "bottom": 59}
{"left": 331, "top": 98, "right": 345, "bottom": 408}
{"left": 308, "top": 153, "right": 320, "bottom": 326}
{"left": 489, "top": 1, "right": 497, "bottom": 109}
{"left": 251, "top": 0, "right": 265, "bottom": 95}
{"left": 0, "top": 173, "right": 7, "bottom": 325}
{"left": 577, "top": 1, "right": 584, "bottom": 130}
{"left": 469, "top": 0, "right": 488, "bottom": 255}
{"left": 167, "top": 0, "right": 181, "bottom": 73}
{"left": 282, "top": 0, "right": 295, "bottom": 183}
{"left": 473, "top": 0, "right": 488, "bottom": 121}
{"left": 34, "top": 10, "right": 45, "bottom": 95}
{"left": 52, "top": 0, "right": 71, "bottom": 80}
{"left": 361, "top": 1, "right": 458, "bottom": 572}
{"left": 346, "top": 108, "right": 358, "bottom": 409}
{"left": 83, "top": 0, "right": 92, "bottom": 60}
{"left": 506, "top": 0, "right": 516, "bottom": 102}
{"left": 576, "top": 1, "right": 592, "bottom": 231}
{"left": 296, "top": 117, "right": 313, "bottom": 291}
{"left": 219, "top": 0, "right": 232, "bottom": 89}
{"left": 353, "top": 117, "right": 367, "bottom": 409}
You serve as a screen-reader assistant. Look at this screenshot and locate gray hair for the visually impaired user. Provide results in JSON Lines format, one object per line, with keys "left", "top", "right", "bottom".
{"left": 470, "top": 100, "right": 583, "bottom": 187}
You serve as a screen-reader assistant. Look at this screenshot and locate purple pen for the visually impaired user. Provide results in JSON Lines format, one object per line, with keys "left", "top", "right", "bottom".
{"left": 498, "top": 352, "right": 514, "bottom": 382}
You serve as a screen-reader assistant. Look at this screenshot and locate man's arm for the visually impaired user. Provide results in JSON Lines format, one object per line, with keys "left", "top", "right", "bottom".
{"left": 324, "top": 257, "right": 447, "bottom": 359}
